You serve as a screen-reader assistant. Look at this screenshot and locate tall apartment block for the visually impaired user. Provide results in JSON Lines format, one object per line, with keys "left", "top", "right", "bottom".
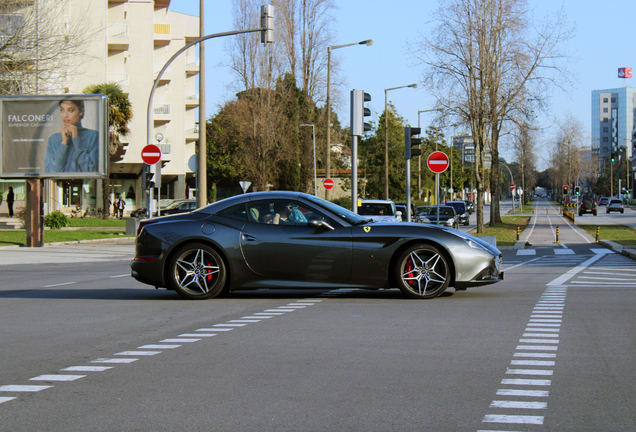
{"left": 591, "top": 87, "right": 636, "bottom": 165}
{"left": 1, "top": 0, "right": 200, "bottom": 215}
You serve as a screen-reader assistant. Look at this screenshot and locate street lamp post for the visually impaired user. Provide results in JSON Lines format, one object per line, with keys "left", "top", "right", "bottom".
{"left": 501, "top": 162, "right": 515, "bottom": 214}
{"left": 300, "top": 124, "right": 317, "bottom": 195}
{"left": 384, "top": 83, "right": 417, "bottom": 199}
{"left": 325, "top": 39, "right": 372, "bottom": 200}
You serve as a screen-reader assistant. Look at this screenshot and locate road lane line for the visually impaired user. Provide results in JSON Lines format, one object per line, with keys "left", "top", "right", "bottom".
{"left": 30, "top": 375, "right": 85, "bottom": 382}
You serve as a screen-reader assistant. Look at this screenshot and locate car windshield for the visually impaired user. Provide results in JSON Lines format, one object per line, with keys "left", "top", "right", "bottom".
{"left": 304, "top": 195, "right": 368, "bottom": 225}
{"left": 426, "top": 206, "right": 454, "bottom": 216}
{"left": 609, "top": 200, "right": 621, "bottom": 204}
{"left": 358, "top": 203, "right": 394, "bottom": 216}
{"left": 447, "top": 202, "right": 465, "bottom": 213}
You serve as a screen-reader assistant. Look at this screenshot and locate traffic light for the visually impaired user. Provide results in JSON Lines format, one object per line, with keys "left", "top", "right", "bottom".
{"left": 575, "top": 186, "right": 580, "bottom": 195}
{"left": 563, "top": 185, "right": 568, "bottom": 194}
{"left": 260, "top": 5, "right": 274, "bottom": 44}
{"left": 404, "top": 126, "right": 422, "bottom": 160}
{"left": 350, "top": 89, "right": 371, "bottom": 136}
{"left": 611, "top": 152, "right": 616, "bottom": 163}
{"left": 143, "top": 166, "right": 155, "bottom": 190}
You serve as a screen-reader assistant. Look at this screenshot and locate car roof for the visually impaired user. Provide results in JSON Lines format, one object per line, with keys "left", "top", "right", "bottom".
{"left": 360, "top": 199, "right": 394, "bottom": 204}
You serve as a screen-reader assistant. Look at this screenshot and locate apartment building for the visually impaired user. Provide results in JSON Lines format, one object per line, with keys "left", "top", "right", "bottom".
{"left": 1, "top": 0, "right": 200, "bottom": 216}
{"left": 591, "top": 87, "right": 636, "bottom": 164}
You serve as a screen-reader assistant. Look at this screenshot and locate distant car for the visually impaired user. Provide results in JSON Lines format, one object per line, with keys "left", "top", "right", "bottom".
{"left": 161, "top": 199, "right": 197, "bottom": 215}
{"left": 395, "top": 202, "right": 416, "bottom": 220}
{"left": 598, "top": 197, "right": 609, "bottom": 206}
{"left": 417, "top": 205, "right": 458, "bottom": 227}
{"left": 606, "top": 199, "right": 624, "bottom": 214}
{"left": 464, "top": 200, "right": 475, "bottom": 213}
{"left": 358, "top": 200, "right": 402, "bottom": 222}
{"left": 445, "top": 201, "right": 470, "bottom": 226}
{"left": 578, "top": 196, "right": 597, "bottom": 216}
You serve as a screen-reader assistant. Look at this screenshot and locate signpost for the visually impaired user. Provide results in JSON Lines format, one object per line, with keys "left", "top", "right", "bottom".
{"left": 323, "top": 178, "right": 335, "bottom": 190}
{"left": 427, "top": 151, "right": 449, "bottom": 224}
{"left": 141, "top": 144, "right": 161, "bottom": 165}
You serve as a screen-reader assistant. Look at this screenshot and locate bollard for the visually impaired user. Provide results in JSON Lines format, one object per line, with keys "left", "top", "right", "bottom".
{"left": 516, "top": 226, "right": 520, "bottom": 241}
{"left": 556, "top": 226, "right": 559, "bottom": 243}
{"left": 596, "top": 226, "right": 599, "bottom": 243}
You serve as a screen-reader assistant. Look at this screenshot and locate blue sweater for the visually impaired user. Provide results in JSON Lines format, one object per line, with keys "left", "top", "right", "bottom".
{"left": 45, "top": 123, "right": 99, "bottom": 173}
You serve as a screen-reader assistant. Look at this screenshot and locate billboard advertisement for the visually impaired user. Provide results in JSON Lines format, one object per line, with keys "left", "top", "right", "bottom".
{"left": 618, "top": 67, "right": 633, "bottom": 78}
{"left": 0, "top": 95, "right": 108, "bottom": 178}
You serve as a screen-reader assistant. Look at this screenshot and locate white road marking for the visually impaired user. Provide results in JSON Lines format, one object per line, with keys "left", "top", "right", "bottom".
{"left": 179, "top": 334, "right": 215, "bottom": 337}
{"left": 511, "top": 360, "right": 555, "bottom": 366}
{"left": 0, "top": 397, "right": 16, "bottom": 404}
{"left": 114, "top": 351, "right": 161, "bottom": 356}
{"left": 506, "top": 369, "right": 553, "bottom": 376}
{"left": 61, "top": 366, "right": 112, "bottom": 372}
{"left": 30, "top": 375, "right": 85, "bottom": 382}
{"left": 161, "top": 338, "right": 201, "bottom": 343}
{"left": 490, "top": 400, "right": 547, "bottom": 409}
{"left": 138, "top": 344, "right": 180, "bottom": 349}
{"left": 92, "top": 358, "right": 138, "bottom": 363}
{"left": 514, "top": 353, "right": 556, "bottom": 358}
{"left": 496, "top": 389, "right": 549, "bottom": 397}
{"left": 483, "top": 414, "right": 544, "bottom": 425}
{"left": 0, "top": 385, "right": 52, "bottom": 392}
{"left": 42, "top": 282, "right": 76, "bottom": 288}
{"left": 197, "top": 327, "right": 233, "bottom": 331}
{"left": 516, "top": 345, "right": 558, "bottom": 351}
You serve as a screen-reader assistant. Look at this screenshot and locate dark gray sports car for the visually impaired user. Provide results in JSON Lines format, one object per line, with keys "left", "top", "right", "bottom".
{"left": 131, "top": 191, "right": 503, "bottom": 300}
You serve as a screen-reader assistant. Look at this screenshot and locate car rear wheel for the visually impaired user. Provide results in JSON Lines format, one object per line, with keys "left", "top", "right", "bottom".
{"left": 168, "top": 243, "right": 227, "bottom": 299}
{"left": 395, "top": 244, "right": 450, "bottom": 299}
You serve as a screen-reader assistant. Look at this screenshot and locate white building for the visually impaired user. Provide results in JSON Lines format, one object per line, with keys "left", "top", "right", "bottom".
{"left": 1, "top": 0, "right": 200, "bottom": 216}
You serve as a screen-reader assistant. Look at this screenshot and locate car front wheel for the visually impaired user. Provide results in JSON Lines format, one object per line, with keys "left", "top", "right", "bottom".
{"left": 395, "top": 244, "right": 450, "bottom": 299}
{"left": 168, "top": 243, "right": 227, "bottom": 299}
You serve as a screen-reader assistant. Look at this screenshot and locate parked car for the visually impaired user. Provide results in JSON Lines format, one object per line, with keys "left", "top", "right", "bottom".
{"left": 395, "top": 205, "right": 410, "bottom": 222}
{"left": 161, "top": 199, "right": 197, "bottom": 215}
{"left": 395, "top": 202, "right": 417, "bottom": 220}
{"left": 417, "top": 205, "right": 458, "bottom": 228}
{"left": 578, "top": 196, "right": 597, "bottom": 216}
{"left": 606, "top": 198, "right": 624, "bottom": 214}
{"left": 131, "top": 191, "right": 503, "bottom": 300}
{"left": 445, "top": 200, "right": 470, "bottom": 225}
{"left": 464, "top": 200, "right": 475, "bottom": 213}
{"left": 358, "top": 199, "right": 402, "bottom": 222}
{"left": 598, "top": 197, "right": 609, "bottom": 206}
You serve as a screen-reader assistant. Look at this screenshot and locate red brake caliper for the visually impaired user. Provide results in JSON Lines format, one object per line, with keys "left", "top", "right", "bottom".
{"left": 405, "top": 259, "right": 414, "bottom": 286}
{"left": 207, "top": 260, "right": 215, "bottom": 282}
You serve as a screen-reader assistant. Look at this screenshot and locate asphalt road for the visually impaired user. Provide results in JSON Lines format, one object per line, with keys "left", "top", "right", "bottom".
{"left": 0, "top": 207, "right": 635, "bottom": 431}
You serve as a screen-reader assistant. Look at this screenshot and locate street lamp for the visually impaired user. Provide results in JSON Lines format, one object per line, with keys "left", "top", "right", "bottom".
{"left": 384, "top": 83, "right": 417, "bottom": 199}
{"left": 300, "top": 124, "right": 317, "bottom": 195}
{"left": 417, "top": 108, "right": 443, "bottom": 201}
{"left": 325, "top": 39, "right": 372, "bottom": 200}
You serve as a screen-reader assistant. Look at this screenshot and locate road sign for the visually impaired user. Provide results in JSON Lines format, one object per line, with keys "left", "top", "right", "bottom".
{"left": 510, "top": 184, "right": 515, "bottom": 190}
{"left": 323, "top": 178, "right": 335, "bottom": 190}
{"left": 141, "top": 144, "right": 161, "bottom": 165}
{"left": 427, "top": 151, "right": 449, "bottom": 173}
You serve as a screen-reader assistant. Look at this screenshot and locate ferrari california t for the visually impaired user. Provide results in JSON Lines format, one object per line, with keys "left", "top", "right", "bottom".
{"left": 131, "top": 191, "right": 503, "bottom": 300}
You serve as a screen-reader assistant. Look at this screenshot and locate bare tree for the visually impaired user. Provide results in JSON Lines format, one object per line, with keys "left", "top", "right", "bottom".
{"left": 509, "top": 117, "right": 538, "bottom": 204}
{"left": 0, "top": 0, "right": 95, "bottom": 95}
{"left": 411, "top": 0, "right": 574, "bottom": 232}
{"left": 549, "top": 114, "right": 587, "bottom": 195}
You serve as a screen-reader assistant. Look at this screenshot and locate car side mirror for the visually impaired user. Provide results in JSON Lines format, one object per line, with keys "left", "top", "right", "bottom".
{"left": 308, "top": 218, "right": 335, "bottom": 231}
{"left": 396, "top": 211, "right": 402, "bottom": 217}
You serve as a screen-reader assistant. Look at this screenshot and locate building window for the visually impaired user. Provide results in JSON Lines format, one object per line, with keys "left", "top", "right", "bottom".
{"left": 603, "top": 108, "right": 608, "bottom": 113}
{"left": 603, "top": 127, "right": 608, "bottom": 132}
{"left": 611, "top": 98, "right": 616, "bottom": 103}
{"left": 603, "top": 118, "right": 609, "bottom": 122}
{"left": 603, "top": 98, "right": 608, "bottom": 103}
{"left": 603, "top": 137, "right": 609, "bottom": 142}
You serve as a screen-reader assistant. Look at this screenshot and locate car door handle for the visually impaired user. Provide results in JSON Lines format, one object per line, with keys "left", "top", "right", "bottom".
{"left": 242, "top": 234, "right": 257, "bottom": 242}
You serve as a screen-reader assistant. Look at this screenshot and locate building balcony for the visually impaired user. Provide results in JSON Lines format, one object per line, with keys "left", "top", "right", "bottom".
{"left": 185, "top": 90, "right": 199, "bottom": 108}
{"left": 154, "top": 23, "right": 171, "bottom": 46}
{"left": 185, "top": 57, "right": 199, "bottom": 76}
{"left": 186, "top": 123, "right": 199, "bottom": 142}
{"left": 108, "top": 73, "right": 129, "bottom": 88}
{"left": 153, "top": 103, "right": 171, "bottom": 124}
{"left": 108, "top": 23, "right": 129, "bottom": 51}
{"left": 153, "top": 63, "right": 171, "bottom": 85}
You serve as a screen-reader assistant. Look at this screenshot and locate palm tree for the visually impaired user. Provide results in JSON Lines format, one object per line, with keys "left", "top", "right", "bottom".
{"left": 82, "top": 83, "right": 132, "bottom": 218}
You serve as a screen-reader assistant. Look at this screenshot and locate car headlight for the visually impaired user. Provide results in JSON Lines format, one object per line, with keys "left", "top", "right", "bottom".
{"left": 444, "top": 228, "right": 490, "bottom": 251}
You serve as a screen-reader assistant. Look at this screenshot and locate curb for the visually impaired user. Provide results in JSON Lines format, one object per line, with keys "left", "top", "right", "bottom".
{"left": 0, "top": 237, "right": 135, "bottom": 249}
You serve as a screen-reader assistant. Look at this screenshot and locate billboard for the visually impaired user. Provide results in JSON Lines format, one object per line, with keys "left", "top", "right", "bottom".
{"left": 618, "top": 67, "right": 633, "bottom": 78}
{"left": 0, "top": 95, "right": 108, "bottom": 178}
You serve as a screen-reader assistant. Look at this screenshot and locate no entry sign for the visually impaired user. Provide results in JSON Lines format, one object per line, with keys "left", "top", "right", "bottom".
{"left": 323, "top": 178, "right": 335, "bottom": 190}
{"left": 141, "top": 144, "right": 161, "bottom": 165}
{"left": 427, "top": 151, "right": 449, "bottom": 174}
{"left": 510, "top": 184, "right": 515, "bottom": 190}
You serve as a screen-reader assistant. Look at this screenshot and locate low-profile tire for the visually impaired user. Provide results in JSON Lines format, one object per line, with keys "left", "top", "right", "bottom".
{"left": 395, "top": 244, "right": 450, "bottom": 299}
{"left": 167, "top": 243, "right": 227, "bottom": 299}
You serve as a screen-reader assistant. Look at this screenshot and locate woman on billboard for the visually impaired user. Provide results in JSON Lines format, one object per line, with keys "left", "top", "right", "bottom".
{"left": 45, "top": 100, "right": 99, "bottom": 173}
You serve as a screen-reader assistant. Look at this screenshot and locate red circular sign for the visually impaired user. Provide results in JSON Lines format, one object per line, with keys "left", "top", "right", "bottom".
{"left": 510, "top": 184, "right": 515, "bottom": 190}
{"left": 323, "top": 178, "right": 335, "bottom": 190}
{"left": 141, "top": 144, "right": 161, "bottom": 165}
{"left": 427, "top": 151, "right": 449, "bottom": 173}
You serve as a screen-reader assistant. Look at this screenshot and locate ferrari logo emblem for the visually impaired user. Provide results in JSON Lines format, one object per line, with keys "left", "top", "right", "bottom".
{"left": 364, "top": 226, "right": 371, "bottom": 233}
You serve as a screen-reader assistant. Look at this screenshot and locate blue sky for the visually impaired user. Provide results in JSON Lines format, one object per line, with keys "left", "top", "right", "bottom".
{"left": 170, "top": 0, "right": 635, "bottom": 169}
